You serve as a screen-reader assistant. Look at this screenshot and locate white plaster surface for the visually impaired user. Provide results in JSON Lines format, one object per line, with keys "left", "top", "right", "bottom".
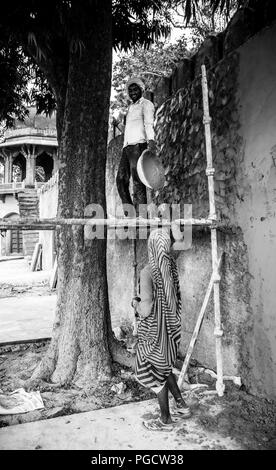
{"left": 237, "top": 24, "right": 276, "bottom": 396}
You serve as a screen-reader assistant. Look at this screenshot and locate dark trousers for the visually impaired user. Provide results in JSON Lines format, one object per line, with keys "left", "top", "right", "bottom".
{"left": 116, "top": 143, "right": 147, "bottom": 215}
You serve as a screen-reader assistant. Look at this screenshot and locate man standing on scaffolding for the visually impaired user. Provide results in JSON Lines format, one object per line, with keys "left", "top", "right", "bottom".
{"left": 116, "top": 77, "right": 156, "bottom": 217}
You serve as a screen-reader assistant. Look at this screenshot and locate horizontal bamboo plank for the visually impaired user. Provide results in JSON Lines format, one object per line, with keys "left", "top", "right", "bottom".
{"left": 0, "top": 217, "right": 217, "bottom": 231}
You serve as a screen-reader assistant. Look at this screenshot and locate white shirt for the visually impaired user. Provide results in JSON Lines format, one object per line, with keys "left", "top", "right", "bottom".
{"left": 123, "top": 97, "right": 155, "bottom": 148}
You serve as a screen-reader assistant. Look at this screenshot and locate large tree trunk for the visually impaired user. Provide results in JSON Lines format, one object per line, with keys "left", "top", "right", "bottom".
{"left": 32, "top": 0, "right": 120, "bottom": 387}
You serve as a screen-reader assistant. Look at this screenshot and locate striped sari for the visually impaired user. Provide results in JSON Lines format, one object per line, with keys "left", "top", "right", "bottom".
{"left": 135, "top": 229, "right": 182, "bottom": 393}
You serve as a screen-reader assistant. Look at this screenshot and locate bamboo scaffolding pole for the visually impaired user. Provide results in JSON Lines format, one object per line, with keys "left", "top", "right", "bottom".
{"left": 0, "top": 225, "right": 56, "bottom": 231}
{"left": 211, "top": 228, "right": 225, "bottom": 396}
{"left": 0, "top": 217, "right": 217, "bottom": 231}
{"left": 201, "top": 66, "right": 217, "bottom": 222}
{"left": 132, "top": 234, "right": 139, "bottom": 336}
{"left": 201, "top": 64, "right": 225, "bottom": 397}
{"left": 177, "top": 253, "right": 223, "bottom": 390}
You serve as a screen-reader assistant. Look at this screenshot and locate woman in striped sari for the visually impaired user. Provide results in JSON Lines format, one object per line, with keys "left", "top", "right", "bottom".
{"left": 134, "top": 228, "right": 191, "bottom": 431}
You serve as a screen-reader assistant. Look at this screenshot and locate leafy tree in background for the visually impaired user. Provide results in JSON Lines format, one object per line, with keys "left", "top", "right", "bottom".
{"left": 0, "top": 44, "right": 31, "bottom": 127}
{"left": 111, "top": 38, "right": 192, "bottom": 117}
{"left": 0, "top": 1, "right": 241, "bottom": 129}
{"left": 111, "top": 2, "right": 237, "bottom": 117}
{"left": 170, "top": 0, "right": 238, "bottom": 43}
{"left": 0, "top": 0, "right": 265, "bottom": 389}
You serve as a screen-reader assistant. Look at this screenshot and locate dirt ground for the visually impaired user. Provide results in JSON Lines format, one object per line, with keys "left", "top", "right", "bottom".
{"left": 0, "top": 340, "right": 155, "bottom": 424}
{"left": 0, "top": 283, "right": 55, "bottom": 299}
{"left": 0, "top": 340, "right": 276, "bottom": 450}
{"left": 0, "top": 281, "right": 276, "bottom": 450}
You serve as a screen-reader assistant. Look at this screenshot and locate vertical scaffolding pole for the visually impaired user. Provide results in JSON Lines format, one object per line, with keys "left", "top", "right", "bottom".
{"left": 201, "top": 65, "right": 216, "bottom": 222}
{"left": 211, "top": 228, "right": 225, "bottom": 396}
{"left": 132, "top": 233, "right": 139, "bottom": 336}
{"left": 201, "top": 65, "right": 225, "bottom": 397}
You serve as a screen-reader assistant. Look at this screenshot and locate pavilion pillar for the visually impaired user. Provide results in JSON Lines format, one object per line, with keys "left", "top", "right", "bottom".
{"left": 25, "top": 155, "right": 36, "bottom": 186}
{"left": 3, "top": 152, "right": 12, "bottom": 183}
{"left": 53, "top": 149, "right": 59, "bottom": 174}
{"left": 22, "top": 145, "right": 37, "bottom": 187}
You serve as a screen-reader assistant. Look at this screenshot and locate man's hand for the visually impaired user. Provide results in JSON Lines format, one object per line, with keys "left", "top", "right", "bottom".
{"left": 148, "top": 140, "right": 156, "bottom": 154}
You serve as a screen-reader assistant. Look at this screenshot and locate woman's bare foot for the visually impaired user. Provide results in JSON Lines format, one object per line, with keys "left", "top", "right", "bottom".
{"left": 143, "top": 417, "right": 174, "bottom": 431}
{"left": 172, "top": 398, "right": 192, "bottom": 418}
{"left": 160, "top": 414, "right": 173, "bottom": 424}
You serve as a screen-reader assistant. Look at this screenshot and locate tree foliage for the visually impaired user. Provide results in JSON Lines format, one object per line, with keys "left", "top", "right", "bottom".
{"left": 0, "top": 43, "right": 31, "bottom": 127}
{"left": 171, "top": 0, "right": 238, "bottom": 41}
{"left": 111, "top": 1, "right": 238, "bottom": 117}
{"left": 179, "top": 0, "right": 245, "bottom": 25}
{"left": 0, "top": 0, "right": 174, "bottom": 128}
{"left": 0, "top": 44, "right": 56, "bottom": 127}
{"left": 0, "top": 0, "right": 248, "bottom": 129}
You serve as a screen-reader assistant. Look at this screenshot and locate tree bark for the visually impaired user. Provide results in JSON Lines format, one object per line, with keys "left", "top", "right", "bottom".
{"left": 32, "top": 0, "right": 117, "bottom": 387}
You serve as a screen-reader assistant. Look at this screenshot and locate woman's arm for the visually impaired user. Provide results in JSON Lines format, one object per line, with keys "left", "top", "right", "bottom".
{"left": 137, "top": 265, "right": 153, "bottom": 320}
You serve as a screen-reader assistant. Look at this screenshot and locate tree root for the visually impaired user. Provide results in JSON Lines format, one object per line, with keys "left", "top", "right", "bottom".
{"left": 110, "top": 337, "right": 135, "bottom": 370}
{"left": 23, "top": 378, "right": 63, "bottom": 392}
{"left": 23, "top": 335, "right": 135, "bottom": 391}
{"left": 29, "top": 338, "right": 58, "bottom": 384}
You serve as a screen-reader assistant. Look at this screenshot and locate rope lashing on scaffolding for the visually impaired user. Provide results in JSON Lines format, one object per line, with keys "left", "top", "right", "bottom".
{"left": 214, "top": 327, "right": 224, "bottom": 337}
{"left": 206, "top": 168, "right": 215, "bottom": 177}
{"left": 212, "top": 272, "right": 221, "bottom": 283}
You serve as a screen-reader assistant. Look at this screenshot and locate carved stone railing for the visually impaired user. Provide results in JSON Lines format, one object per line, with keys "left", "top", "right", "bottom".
{"left": 0, "top": 181, "right": 25, "bottom": 194}
{"left": 4, "top": 127, "right": 57, "bottom": 139}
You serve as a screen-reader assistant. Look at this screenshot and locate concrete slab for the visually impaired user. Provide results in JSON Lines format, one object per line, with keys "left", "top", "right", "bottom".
{"left": 0, "top": 256, "right": 24, "bottom": 262}
{"left": 0, "top": 398, "right": 243, "bottom": 450}
{"left": 0, "top": 295, "right": 56, "bottom": 343}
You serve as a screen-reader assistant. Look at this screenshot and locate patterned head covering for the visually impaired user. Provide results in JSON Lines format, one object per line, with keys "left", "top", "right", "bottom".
{"left": 135, "top": 228, "right": 182, "bottom": 392}
{"left": 148, "top": 229, "right": 171, "bottom": 280}
{"left": 148, "top": 229, "right": 178, "bottom": 317}
{"left": 126, "top": 77, "right": 145, "bottom": 98}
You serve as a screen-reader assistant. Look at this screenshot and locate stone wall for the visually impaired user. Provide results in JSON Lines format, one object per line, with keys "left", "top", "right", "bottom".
{"left": 152, "top": 23, "right": 276, "bottom": 398}
{"left": 152, "top": 1, "right": 276, "bottom": 109}
{"left": 106, "top": 135, "right": 149, "bottom": 327}
{"left": 38, "top": 172, "right": 58, "bottom": 271}
{"left": 151, "top": 47, "right": 250, "bottom": 381}
{"left": 107, "top": 21, "right": 276, "bottom": 399}
{"left": 154, "top": 50, "right": 242, "bottom": 222}
{"left": 106, "top": 135, "right": 248, "bottom": 377}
